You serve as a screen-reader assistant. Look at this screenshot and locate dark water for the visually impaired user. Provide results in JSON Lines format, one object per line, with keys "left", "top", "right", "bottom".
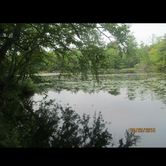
{"left": 33, "top": 73, "right": 166, "bottom": 147}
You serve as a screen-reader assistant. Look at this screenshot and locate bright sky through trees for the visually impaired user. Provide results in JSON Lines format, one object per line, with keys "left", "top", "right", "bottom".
{"left": 129, "top": 23, "right": 166, "bottom": 45}
{"left": 103, "top": 24, "right": 166, "bottom": 46}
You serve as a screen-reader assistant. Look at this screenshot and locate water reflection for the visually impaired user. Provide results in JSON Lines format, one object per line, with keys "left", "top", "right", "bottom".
{"left": 30, "top": 98, "right": 141, "bottom": 148}
{"left": 37, "top": 73, "right": 166, "bottom": 104}
{"left": 108, "top": 88, "right": 120, "bottom": 96}
{"left": 34, "top": 73, "right": 166, "bottom": 147}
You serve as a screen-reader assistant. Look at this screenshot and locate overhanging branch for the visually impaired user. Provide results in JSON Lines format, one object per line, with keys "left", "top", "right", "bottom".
{"left": 69, "top": 23, "right": 82, "bottom": 40}
{"left": 95, "top": 27, "right": 113, "bottom": 42}
{"left": 59, "top": 41, "right": 79, "bottom": 57}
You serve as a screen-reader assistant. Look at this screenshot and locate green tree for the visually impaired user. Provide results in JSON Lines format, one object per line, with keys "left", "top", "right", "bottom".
{"left": 106, "top": 47, "right": 124, "bottom": 69}
{"left": 136, "top": 41, "right": 151, "bottom": 71}
{"left": 105, "top": 41, "right": 125, "bottom": 69}
{"left": 105, "top": 34, "right": 139, "bottom": 70}
{"left": 0, "top": 23, "right": 130, "bottom": 104}
{"left": 123, "top": 34, "right": 139, "bottom": 68}
{"left": 150, "top": 36, "right": 166, "bottom": 72}
{"left": 139, "top": 34, "right": 166, "bottom": 72}
{"left": 0, "top": 23, "right": 133, "bottom": 148}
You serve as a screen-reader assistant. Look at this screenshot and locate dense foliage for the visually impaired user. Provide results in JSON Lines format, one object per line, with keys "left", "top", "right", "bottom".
{"left": 140, "top": 34, "right": 166, "bottom": 72}
{"left": 0, "top": 23, "right": 130, "bottom": 104}
{"left": 2, "top": 23, "right": 160, "bottom": 147}
{"left": 38, "top": 33, "right": 166, "bottom": 73}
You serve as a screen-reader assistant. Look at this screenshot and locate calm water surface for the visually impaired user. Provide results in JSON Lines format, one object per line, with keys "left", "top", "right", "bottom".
{"left": 33, "top": 73, "right": 166, "bottom": 147}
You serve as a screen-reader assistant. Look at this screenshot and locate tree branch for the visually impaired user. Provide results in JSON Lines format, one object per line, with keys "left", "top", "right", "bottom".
{"left": 0, "top": 37, "right": 10, "bottom": 40}
{"left": 8, "top": 40, "right": 44, "bottom": 83}
{"left": 0, "top": 25, "right": 21, "bottom": 66}
{"left": 81, "top": 23, "right": 96, "bottom": 29}
{"left": 69, "top": 23, "right": 81, "bottom": 40}
{"left": 58, "top": 41, "right": 79, "bottom": 57}
{"left": 14, "top": 41, "right": 29, "bottom": 51}
{"left": 95, "top": 27, "right": 112, "bottom": 42}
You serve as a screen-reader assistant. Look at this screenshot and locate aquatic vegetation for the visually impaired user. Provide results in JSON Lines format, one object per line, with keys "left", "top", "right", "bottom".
{"left": 31, "top": 72, "right": 166, "bottom": 147}
{"left": 35, "top": 73, "right": 166, "bottom": 104}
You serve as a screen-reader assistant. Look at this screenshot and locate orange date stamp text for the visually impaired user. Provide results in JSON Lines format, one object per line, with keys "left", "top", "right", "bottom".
{"left": 130, "top": 128, "right": 156, "bottom": 133}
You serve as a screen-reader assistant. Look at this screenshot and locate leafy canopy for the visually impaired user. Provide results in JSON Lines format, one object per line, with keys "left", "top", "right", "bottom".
{"left": 0, "top": 23, "right": 130, "bottom": 77}
{"left": 0, "top": 23, "right": 130, "bottom": 102}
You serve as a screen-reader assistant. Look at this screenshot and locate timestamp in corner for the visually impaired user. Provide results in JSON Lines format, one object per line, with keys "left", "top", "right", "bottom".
{"left": 130, "top": 128, "right": 156, "bottom": 133}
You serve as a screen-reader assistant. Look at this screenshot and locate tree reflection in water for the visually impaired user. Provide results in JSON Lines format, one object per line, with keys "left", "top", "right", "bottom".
{"left": 32, "top": 73, "right": 166, "bottom": 147}
{"left": 28, "top": 98, "right": 141, "bottom": 148}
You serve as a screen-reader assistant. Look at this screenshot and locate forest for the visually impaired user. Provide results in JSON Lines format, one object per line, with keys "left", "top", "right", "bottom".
{"left": 36, "top": 33, "right": 166, "bottom": 74}
{"left": 0, "top": 23, "right": 165, "bottom": 148}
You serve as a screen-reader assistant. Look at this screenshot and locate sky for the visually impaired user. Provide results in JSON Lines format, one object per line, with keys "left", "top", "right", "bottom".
{"left": 102, "top": 23, "right": 166, "bottom": 47}
{"left": 129, "top": 23, "right": 166, "bottom": 45}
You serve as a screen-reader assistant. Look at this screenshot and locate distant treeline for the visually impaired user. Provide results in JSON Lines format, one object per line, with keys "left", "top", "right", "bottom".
{"left": 37, "top": 34, "right": 166, "bottom": 73}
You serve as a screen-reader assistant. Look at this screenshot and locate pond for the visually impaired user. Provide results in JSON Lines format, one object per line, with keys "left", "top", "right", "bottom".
{"left": 33, "top": 72, "right": 166, "bottom": 147}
